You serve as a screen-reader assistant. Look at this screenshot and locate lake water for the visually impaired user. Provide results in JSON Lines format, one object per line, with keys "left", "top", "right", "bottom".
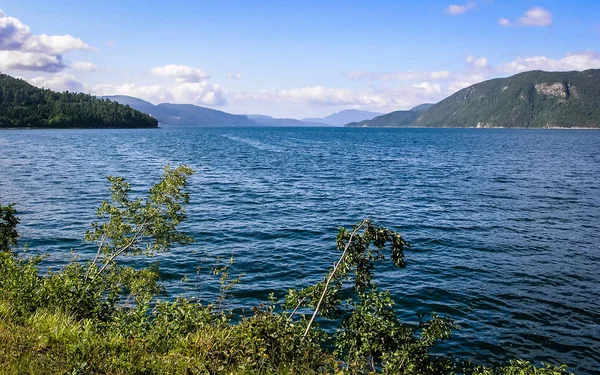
{"left": 1, "top": 127, "right": 599, "bottom": 374}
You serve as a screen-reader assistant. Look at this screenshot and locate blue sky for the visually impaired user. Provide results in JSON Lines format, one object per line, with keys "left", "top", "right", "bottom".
{"left": 1, "top": 0, "right": 599, "bottom": 118}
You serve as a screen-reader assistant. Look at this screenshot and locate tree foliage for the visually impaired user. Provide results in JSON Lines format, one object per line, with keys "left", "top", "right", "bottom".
{"left": 0, "top": 167, "right": 574, "bottom": 374}
{"left": 0, "top": 73, "right": 158, "bottom": 128}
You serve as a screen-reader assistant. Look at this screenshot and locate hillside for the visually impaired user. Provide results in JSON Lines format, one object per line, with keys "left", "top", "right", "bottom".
{"left": 409, "top": 103, "right": 434, "bottom": 112}
{"left": 344, "top": 104, "right": 430, "bottom": 127}
{"left": 303, "top": 109, "right": 383, "bottom": 126}
{"left": 415, "top": 69, "right": 600, "bottom": 128}
{"left": 0, "top": 74, "right": 157, "bottom": 128}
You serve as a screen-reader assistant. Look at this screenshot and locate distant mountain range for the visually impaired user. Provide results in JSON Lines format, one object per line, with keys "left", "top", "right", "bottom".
{"left": 302, "top": 109, "right": 383, "bottom": 126}
{"left": 103, "top": 95, "right": 329, "bottom": 127}
{"left": 102, "top": 96, "right": 256, "bottom": 127}
{"left": 5, "top": 69, "right": 600, "bottom": 130}
{"left": 348, "top": 70, "right": 600, "bottom": 128}
{"left": 104, "top": 95, "right": 383, "bottom": 127}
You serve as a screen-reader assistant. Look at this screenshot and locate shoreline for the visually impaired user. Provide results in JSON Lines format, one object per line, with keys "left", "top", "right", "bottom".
{"left": 0, "top": 126, "right": 160, "bottom": 130}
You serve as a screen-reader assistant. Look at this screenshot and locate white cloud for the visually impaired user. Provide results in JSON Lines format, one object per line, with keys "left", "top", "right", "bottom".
{"left": 233, "top": 83, "right": 447, "bottom": 112}
{"left": 92, "top": 80, "right": 225, "bottom": 106}
{"left": 151, "top": 64, "right": 210, "bottom": 83}
{"left": 445, "top": 2, "right": 476, "bottom": 15}
{"left": 412, "top": 82, "right": 442, "bottom": 95}
{"left": 23, "top": 34, "right": 96, "bottom": 54}
{"left": 28, "top": 73, "right": 85, "bottom": 92}
{"left": 71, "top": 61, "right": 98, "bottom": 72}
{"left": 93, "top": 83, "right": 174, "bottom": 103}
{"left": 0, "top": 10, "right": 95, "bottom": 53}
{"left": 0, "top": 8, "right": 95, "bottom": 72}
{"left": 498, "top": 51, "right": 600, "bottom": 73}
{"left": 344, "top": 70, "right": 452, "bottom": 81}
{"left": 466, "top": 55, "right": 490, "bottom": 70}
{"left": 498, "top": 17, "right": 511, "bottom": 27}
{"left": 170, "top": 81, "right": 225, "bottom": 105}
{"left": 228, "top": 72, "right": 243, "bottom": 79}
{"left": 276, "top": 86, "right": 386, "bottom": 106}
{"left": 0, "top": 12, "right": 30, "bottom": 50}
{"left": 0, "top": 50, "right": 64, "bottom": 72}
{"left": 499, "top": 7, "right": 553, "bottom": 27}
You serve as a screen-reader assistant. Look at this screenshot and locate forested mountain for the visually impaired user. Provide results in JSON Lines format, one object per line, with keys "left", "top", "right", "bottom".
{"left": 0, "top": 74, "right": 157, "bottom": 128}
{"left": 415, "top": 69, "right": 600, "bottom": 128}
{"left": 409, "top": 103, "right": 434, "bottom": 112}
{"left": 345, "top": 104, "right": 429, "bottom": 127}
{"left": 346, "top": 70, "right": 600, "bottom": 128}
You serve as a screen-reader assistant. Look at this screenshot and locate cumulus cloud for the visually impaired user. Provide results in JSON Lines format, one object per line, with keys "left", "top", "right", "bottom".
{"left": 233, "top": 83, "right": 447, "bottom": 112}
{"left": 344, "top": 70, "right": 452, "bottom": 81}
{"left": 498, "top": 51, "right": 600, "bottom": 73}
{"left": 466, "top": 55, "right": 491, "bottom": 70}
{"left": 228, "top": 72, "right": 243, "bottom": 79}
{"left": 151, "top": 64, "right": 210, "bottom": 83}
{"left": 0, "top": 50, "right": 64, "bottom": 72}
{"left": 499, "top": 7, "right": 553, "bottom": 27}
{"left": 92, "top": 80, "right": 226, "bottom": 106}
{"left": 445, "top": 2, "right": 476, "bottom": 15}
{"left": 29, "top": 73, "right": 86, "bottom": 92}
{"left": 0, "top": 8, "right": 95, "bottom": 72}
{"left": 70, "top": 61, "right": 98, "bottom": 72}
{"left": 412, "top": 82, "right": 442, "bottom": 95}
{"left": 23, "top": 34, "right": 96, "bottom": 54}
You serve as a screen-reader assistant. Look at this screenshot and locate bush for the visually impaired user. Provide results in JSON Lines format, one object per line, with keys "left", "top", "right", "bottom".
{"left": 0, "top": 167, "right": 573, "bottom": 374}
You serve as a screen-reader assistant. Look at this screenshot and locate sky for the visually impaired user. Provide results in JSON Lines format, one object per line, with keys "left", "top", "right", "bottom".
{"left": 1, "top": 0, "right": 599, "bottom": 118}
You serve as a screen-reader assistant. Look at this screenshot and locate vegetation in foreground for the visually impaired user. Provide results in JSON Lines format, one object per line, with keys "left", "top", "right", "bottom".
{"left": 0, "top": 166, "right": 572, "bottom": 374}
{"left": 0, "top": 73, "right": 157, "bottom": 128}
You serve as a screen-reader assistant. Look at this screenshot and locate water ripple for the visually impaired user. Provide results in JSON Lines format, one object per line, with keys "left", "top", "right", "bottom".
{"left": 0, "top": 127, "right": 599, "bottom": 374}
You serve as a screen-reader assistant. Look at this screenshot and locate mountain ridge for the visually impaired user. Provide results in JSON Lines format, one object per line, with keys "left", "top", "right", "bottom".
{"left": 103, "top": 95, "right": 331, "bottom": 127}
{"left": 345, "top": 70, "right": 600, "bottom": 128}
{"left": 413, "top": 69, "right": 600, "bottom": 128}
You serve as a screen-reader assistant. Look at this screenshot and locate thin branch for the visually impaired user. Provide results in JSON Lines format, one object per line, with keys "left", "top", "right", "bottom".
{"left": 287, "top": 296, "right": 306, "bottom": 322}
{"left": 85, "top": 232, "right": 106, "bottom": 281}
{"left": 89, "top": 220, "right": 148, "bottom": 285}
{"left": 303, "top": 219, "right": 368, "bottom": 338}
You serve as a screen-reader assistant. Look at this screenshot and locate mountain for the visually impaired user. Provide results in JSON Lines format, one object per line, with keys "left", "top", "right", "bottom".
{"left": 414, "top": 69, "right": 600, "bottom": 128}
{"left": 345, "top": 108, "right": 422, "bottom": 128}
{"left": 102, "top": 96, "right": 255, "bottom": 127}
{"left": 303, "top": 109, "right": 383, "bottom": 126}
{"left": 104, "top": 96, "right": 330, "bottom": 127}
{"left": 344, "top": 104, "right": 435, "bottom": 128}
{"left": 246, "top": 114, "right": 328, "bottom": 127}
{"left": 0, "top": 74, "right": 157, "bottom": 128}
{"left": 409, "top": 103, "right": 434, "bottom": 112}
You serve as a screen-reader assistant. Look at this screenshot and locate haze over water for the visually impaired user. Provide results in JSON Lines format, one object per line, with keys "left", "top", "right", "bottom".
{"left": 1, "top": 127, "right": 599, "bottom": 374}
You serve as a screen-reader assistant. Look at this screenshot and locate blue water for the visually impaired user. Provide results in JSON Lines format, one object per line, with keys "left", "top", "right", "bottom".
{"left": 1, "top": 127, "right": 599, "bottom": 374}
